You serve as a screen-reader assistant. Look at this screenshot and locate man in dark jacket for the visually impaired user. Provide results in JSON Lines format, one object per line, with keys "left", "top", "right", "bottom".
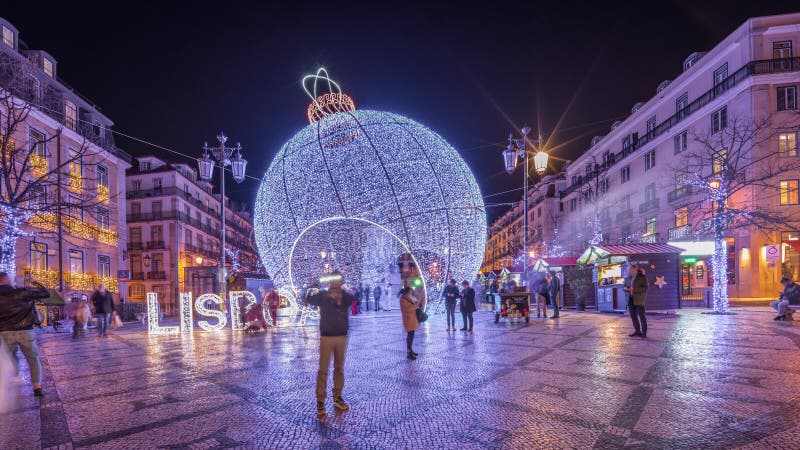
{"left": 460, "top": 280, "right": 477, "bottom": 332}
{"left": 373, "top": 285, "right": 382, "bottom": 312}
{"left": 0, "top": 272, "right": 49, "bottom": 396}
{"left": 442, "top": 279, "right": 459, "bottom": 331}
{"left": 547, "top": 271, "right": 562, "bottom": 319}
{"left": 91, "top": 284, "right": 114, "bottom": 337}
{"left": 305, "top": 271, "right": 355, "bottom": 419}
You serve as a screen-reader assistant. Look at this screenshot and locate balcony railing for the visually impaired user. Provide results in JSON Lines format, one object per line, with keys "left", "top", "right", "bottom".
{"left": 640, "top": 233, "right": 660, "bottom": 244}
{"left": 131, "top": 272, "right": 145, "bottom": 280}
{"left": 147, "top": 240, "right": 166, "bottom": 250}
{"left": 128, "top": 242, "right": 144, "bottom": 251}
{"left": 668, "top": 224, "right": 692, "bottom": 241}
{"left": 668, "top": 186, "right": 692, "bottom": 203}
{"left": 560, "top": 56, "right": 800, "bottom": 198}
{"left": 616, "top": 209, "right": 633, "bottom": 223}
{"left": 639, "top": 198, "right": 659, "bottom": 214}
{"left": 148, "top": 271, "right": 167, "bottom": 280}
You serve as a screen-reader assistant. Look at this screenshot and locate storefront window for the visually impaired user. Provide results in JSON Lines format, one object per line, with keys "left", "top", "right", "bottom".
{"left": 782, "top": 231, "right": 800, "bottom": 280}
{"left": 726, "top": 237, "right": 736, "bottom": 285}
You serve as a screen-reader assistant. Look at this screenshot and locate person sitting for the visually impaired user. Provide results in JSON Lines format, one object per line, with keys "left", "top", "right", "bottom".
{"left": 772, "top": 277, "right": 800, "bottom": 320}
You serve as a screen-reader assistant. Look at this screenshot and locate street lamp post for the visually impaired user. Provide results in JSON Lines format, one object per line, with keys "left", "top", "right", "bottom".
{"left": 502, "top": 126, "right": 549, "bottom": 288}
{"left": 198, "top": 133, "right": 247, "bottom": 297}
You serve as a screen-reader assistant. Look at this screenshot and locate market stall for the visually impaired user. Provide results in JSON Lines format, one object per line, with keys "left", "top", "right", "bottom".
{"left": 494, "top": 286, "right": 531, "bottom": 323}
{"left": 578, "top": 243, "right": 681, "bottom": 312}
{"left": 532, "top": 257, "right": 582, "bottom": 308}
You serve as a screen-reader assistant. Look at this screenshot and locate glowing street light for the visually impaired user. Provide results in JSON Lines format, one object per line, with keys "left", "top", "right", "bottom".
{"left": 501, "top": 125, "right": 549, "bottom": 286}
{"left": 708, "top": 178, "right": 721, "bottom": 190}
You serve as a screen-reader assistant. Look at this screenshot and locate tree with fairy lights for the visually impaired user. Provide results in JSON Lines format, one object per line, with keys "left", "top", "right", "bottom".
{"left": 680, "top": 114, "right": 800, "bottom": 313}
{"left": 0, "top": 56, "right": 111, "bottom": 281}
{"left": 577, "top": 154, "right": 613, "bottom": 246}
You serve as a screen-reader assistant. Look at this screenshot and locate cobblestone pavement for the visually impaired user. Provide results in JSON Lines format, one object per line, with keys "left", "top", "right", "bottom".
{"left": 3, "top": 306, "right": 800, "bottom": 449}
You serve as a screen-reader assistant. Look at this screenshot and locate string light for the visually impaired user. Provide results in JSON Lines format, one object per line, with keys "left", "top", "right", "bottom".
{"left": 255, "top": 79, "right": 486, "bottom": 306}
{"left": 194, "top": 293, "right": 228, "bottom": 331}
{"left": 228, "top": 290, "right": 265, "bottom": 329}
{"left": 179, "top": 292, "right": 194, "bottom": 333}
{"left": 147, "top": 292, "right": 179, "bottom": 335}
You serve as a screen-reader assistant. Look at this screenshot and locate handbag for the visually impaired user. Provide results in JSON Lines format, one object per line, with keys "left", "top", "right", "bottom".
{"left": 415, "top": 308, "right": 428, "bottom": 323}
{"left": 111, "top": 312, "right": 123, "bottom": 330}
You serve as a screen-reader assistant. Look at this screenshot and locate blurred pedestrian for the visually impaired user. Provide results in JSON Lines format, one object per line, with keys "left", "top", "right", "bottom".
{"left": 547, "top": 271, "right": 561, "bottom": 319}
{"left": 534, "top": 273, "right": 549, "bottom": 318}
{"left": 442, "top": 279, "right": 459, "bottom": 331}
{"left": 91, "top": 284, "right": 114, "bottom": 337}
{"left": 460, "top": 280, "right": 476, "bottom": 332}
{"left": 364, "top": 283, "right": 371, "bottom": 311}
{"left": 399, "top": 286, "right": 420, "bottom": 360}
{"left": 373, "top": 285, "right": 382, "bottom": 311}
{"left": 354, "top": 285, "right": 363, "bottom": 314}
{"left": 263, "top": 283, "right": 280, "bottom": 325}
{"left": 305, "top": 271, "right": 354, "bottom": 419}
{"left": 0, "top": 272, "right": 49, "bottom": 397}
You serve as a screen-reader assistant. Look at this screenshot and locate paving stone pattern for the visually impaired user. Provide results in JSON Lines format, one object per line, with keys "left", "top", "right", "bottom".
{"left": 3, "top": 307, "right": 800, "bottom": 449}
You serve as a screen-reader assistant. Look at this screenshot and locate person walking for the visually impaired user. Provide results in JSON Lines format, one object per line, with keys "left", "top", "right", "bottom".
{"left": 305, "top": 272, "right": 354, "bottom": 419}
{"left": 68, "top": 300, "right": 91, "bottom": 339}
{"left": 364, "top": 283, "right": 371, "bottom": 311}
{"left": 91, "top": 284, "right": 114, "bottom": 338}
{"left": 0, "top": 272, "right": 49, "bottom": 397}
{"left": 628, "top": 268, "right": 649, "bottom": 338}
{"left": 399, "top": 286, "right": 420, "bottom": 360}
{"left": 373, "top": 285, "right": 382, "bottom": 312}
{"left": 547, "top": 271, "right": 561, "bottom": 319}
{"left": 460, "top": 280, "right": 476, "bottom": 332}
{"left": 263, "top": 283, "right": 280, "bottom": 325}
{"left": 534, "top": 273, "right": 549, "bottom": 318}
{"left": 442, "top": 279, "right": 459, "bottom": 331}
{"left": 354, "top": 285, "right": 363, "bottom": 314}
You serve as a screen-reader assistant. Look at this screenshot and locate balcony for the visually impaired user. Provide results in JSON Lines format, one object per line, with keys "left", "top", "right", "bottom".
{"left": 668, "top": 225, "right": 692, "bottom": 241}
{"left": 68, "top": 171, "right": 83, "bottom": 193}
{"left": 29, "top": 154, "right": 47, "bottom": 177}
{"left": 147, "top": 271, "right": 167, "bottom": 280}
{"left": 616, "top": 209, "right": 633, "bottom": 223}
{"left": 667, "top": 186, "right": 692, "bottom": 203}
{"left": 639, "top": 198, "right": 659, "bottom": 214}
{"left": 97, "top": 184, "right": 109, "bottom": 204}
{"left": 640, "top": 233, "right": 660, "bottom": 244}
{"left": 131, "top": 272, "right": 145, "bottom": 280}
{"left": 147, "top": 240, "right": 166, "bottom": 250}
{"left": 65, "top": 272, "right": 94, "bottom": 291}
{"left": 28, "top": 212, "right": 57, "bottom": 232}
{"left": 24, "top": 268, "right": 59, "bottom": 289}
{"left": 127, "top": 242, "right": 144, "bottom": 251}
{"left": 96, "top": 227, "right": 119, "bottom": 246}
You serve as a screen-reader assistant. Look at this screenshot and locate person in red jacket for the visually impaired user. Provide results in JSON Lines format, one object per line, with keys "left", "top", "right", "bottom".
{"left": 263, "top": 283, "right": 280, "bottom": 325}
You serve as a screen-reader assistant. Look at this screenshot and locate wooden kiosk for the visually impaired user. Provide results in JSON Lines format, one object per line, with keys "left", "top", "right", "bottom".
{"left": 578, "top": 243, "right": 682, "bottom": 312}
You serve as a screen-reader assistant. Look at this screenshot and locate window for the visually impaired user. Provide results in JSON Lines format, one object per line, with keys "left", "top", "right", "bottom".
{"left": 645, "top": 183, "right": 657, "bottom": 202}
{"left": 621, "top": 195, "right": 631, "bottom": 211}
{"left": 131, "top": 202, "right": 141, "bottom": 216}
{"left": 781, "top": 180, "right": 799, "bottom": 205}
{"left": 139, "top": 161, "right": 151, "bottom": 171}
{"left": 778, "top": 86, "right": 797, "bottom": 111}
{"left": 779, "top": 132, "right": 798, "bottom": 157}
{"left": 64, "top": 101, "right": 77, "bottom": 130}
{"left": 713, "top": 149, "right": 727, "bottom": 176}
{"left": 29, "top": 185, "right": 46, "bottom": 207}
{"left": 645, "top": 217, "right": 657, "bottom": 235}
{"left": 152, "top": 201, "right": 162, "bottom": 218}
{"left": 185, "top": 229, "right": 192, "bottom": 246}
{"left": 602, "top": 151, "right": 612, "bottom": 166}
{"left": 129, "top": 284, "right": 144, "bottom": 298}
{"left": 683, "top": 56, "right": 697, "bottom": 71}
{"left": 96, "top": 164, "right": 109, "bottom": 187}
{"left": 2, "top": 25, "right": 13, "bottom": 48}
{"left": 674, "top": 131, "right": 688, "bottom": 153}
{"left": 774, "top": 41, "right": 793, "bottom": 59}
{"left": 570, "top": 198, "right": 577, "bottom": 212}
{"left": 600, "top": 177, "right": 609, "bottom": 194}
{"left": 711, "top": 106, "right": 727, "bottom": 133}
{"left": 646, "top": 116, "right": 656, "bottom": 135}
{"left": 676, "top": 93, "right": 689, "bottom": 119}
{"left": 68, "top": 195, "right": 83, "bottom": 220}
{"left": 129, "top": 227, "right": 142, "bottom": 243}
{"left": 30, "top": 242, "right": 47, "bottom": 270}
{"left": 26, "top": 75, "right": 40, "bottom": 102}
{"left": 153, "top": 178, "right": 162, "bottom": 190}
{"left": 644, "top": 150, "right": 656, "bottom": 171}
{"left": 28, "top": 127, "right": 46, "bottom": 157}
{"left": 152, "top": 253, "right": 163, "bottom": 272}
{"left": 713, "top": 63, "right": 728, "bottom": 85}
{"left": 675, "top": 169, "right": 689, "bottom": 188}
{"left": 132, "top": 180, "right": 141, "bottom": 192}
{"left": 68, "top": 250, "right": 84, "bottom": 273}
{"left": 42, "top": 58, "right": 53, "bottom": 77}
{"left": 68, "top": 147, "right": 81, "bottom": 178}
{"left": 93, "top": 121, "right": 103, "bottom": 137}
{"left": 97, "top": 255, "right": 111, "bottom": 277}
{"left": 674, "top": 207, "right": 688, "bottom": 227}
{"left": 621, "top": 166, "right": 630, "bottom": 183}
{"left": 571, "top": 175, "right": 578, "bottom": 185}
{"left": 96, "top": 206, "right": 110, "bottom": 229}
{"left": 585, "top": 165, "right": 592, "bottom": 176}
{"left": 537, "top": 206, "right": 542, "bottom": 218}
{"left": 151, "top": 225, "right": 163, "bottom": 242}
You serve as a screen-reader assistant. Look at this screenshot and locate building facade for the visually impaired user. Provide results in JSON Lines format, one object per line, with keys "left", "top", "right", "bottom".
{"left": 125, "top": 156, "right": 259, "bottom": 310}
{"left": 484, "top": 13, "right": 800, "bottom": 299}
{"left": 0, "top": 17, "right": 131, "bottom": 301}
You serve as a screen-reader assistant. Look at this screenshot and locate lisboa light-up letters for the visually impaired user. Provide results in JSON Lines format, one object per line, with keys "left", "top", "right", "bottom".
{"left": 147, "top": 291, "right": 250, "bottom": 335}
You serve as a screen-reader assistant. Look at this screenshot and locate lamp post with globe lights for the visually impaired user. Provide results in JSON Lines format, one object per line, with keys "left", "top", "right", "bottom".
{"left": 502, "top": 126, "right": 549, "bottom": 287}
{"left": 198, "top": 133, "right": 247, "bottom": 296}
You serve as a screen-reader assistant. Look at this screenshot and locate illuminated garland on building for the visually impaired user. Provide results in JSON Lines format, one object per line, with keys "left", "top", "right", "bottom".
{"left": 68, "top": 172, "right": 83, "bottom": 193}
{"left": 65, "top": 272, "right": 94, "bottom": 291}
{"left": 97, "top": 184, "right": 109, "bottom": 204}
{"left": 29, "top": 154, "right": 47, "bottom": 177}
{"left": 26, "top": 268, "right": 59, "bottom": 289}
{"left": 254, "top": 71, "right": 487, "bottom": 305}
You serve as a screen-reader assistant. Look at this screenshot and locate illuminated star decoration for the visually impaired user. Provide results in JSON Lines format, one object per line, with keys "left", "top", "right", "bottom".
{"left": 654, "top": 276, "right": 667, "bottom": 289}
{"left": 253, "top": 69, "right": 487, "bottom": 309}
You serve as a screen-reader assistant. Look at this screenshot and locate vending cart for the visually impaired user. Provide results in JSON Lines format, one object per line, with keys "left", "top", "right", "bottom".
{"left": 494, "top": 287, "right": 531, "bottom": 323}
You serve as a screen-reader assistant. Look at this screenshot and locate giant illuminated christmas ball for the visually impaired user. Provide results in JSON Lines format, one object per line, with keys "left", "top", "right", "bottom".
{"left": 254, "top": 69, "right": 486, "bottom": 305}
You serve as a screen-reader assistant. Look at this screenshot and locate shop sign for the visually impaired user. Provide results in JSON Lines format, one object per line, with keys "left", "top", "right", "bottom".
{"left": 765, "top": 244, "right": 780, "bottom": 268}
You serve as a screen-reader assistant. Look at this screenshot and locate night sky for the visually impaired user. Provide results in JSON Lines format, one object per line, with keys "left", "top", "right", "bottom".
{"left": 2, "top": 1, "right": 798, "bottom": 222}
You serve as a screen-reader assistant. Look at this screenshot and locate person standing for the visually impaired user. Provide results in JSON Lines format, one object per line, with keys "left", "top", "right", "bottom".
{"left": 373, "top": 285, "right": 382, "bottom": 312}
{"left": 547, "top": 271, "right": 561, "bottom": 319}
{"left": 354, "top": 285, "right": 363, "bottom": 314}
{"left": 535, "top": 273, "right": 549, "bottom": 318}
{"left": 460, "top": 280, "right": 476, "bottom": 332}
{"left": 629, "top": 269, "right": 649, "bottom": 338}
{"left": 399, "top": 286, "right": 420, "bottom": 360}
{"left": 0, "top": 272, "right": 49, "bottom": 397}
{"left": 365, "top": 283, "right": 372, "bottom": 311}
{"left": 90, "top": 284, "right": 114, "bottom": 338}
{"left": 264, "top": 284, "right": 280, "bottom": 325}
{"left": 442, "top": 279, "right": 459, "bottom": 331}
{"left": 305, "top": 272, "right": 354, "bottom": 419}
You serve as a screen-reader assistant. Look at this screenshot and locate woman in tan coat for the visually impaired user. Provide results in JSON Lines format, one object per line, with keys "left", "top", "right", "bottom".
{"left": 399, "top": 286, "right": 420, "bottom": 360}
